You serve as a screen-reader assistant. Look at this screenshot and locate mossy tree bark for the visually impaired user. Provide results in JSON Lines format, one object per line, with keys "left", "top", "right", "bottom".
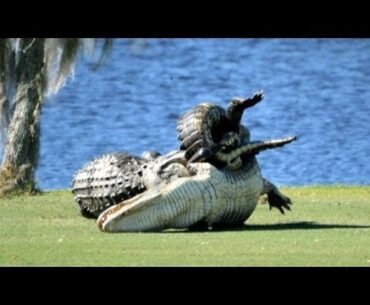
{"left": 0, "top": 39, "right": 45, "bottom": 196}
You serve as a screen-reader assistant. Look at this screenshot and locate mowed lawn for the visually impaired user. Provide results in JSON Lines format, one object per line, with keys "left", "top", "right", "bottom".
{"left": 0, "top": 186, "right": 369, "bottom": 266}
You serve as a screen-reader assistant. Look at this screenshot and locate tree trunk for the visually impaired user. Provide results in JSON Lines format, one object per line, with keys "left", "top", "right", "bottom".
{"left": 0, "top": 39, "right": 10, "bottom": 151}
{"left": 0, "top": 39, "right": 45, "bottom": 196}
{"left": 0, "top": 73, "right": 9, "bottom": 148}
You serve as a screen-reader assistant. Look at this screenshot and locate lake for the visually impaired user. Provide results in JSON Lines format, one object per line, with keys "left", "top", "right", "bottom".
{"left": 37, "top": 38, "right": 370, "bottom": 189}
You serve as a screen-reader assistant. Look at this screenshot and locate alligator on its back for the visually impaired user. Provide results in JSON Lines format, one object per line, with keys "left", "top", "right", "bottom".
{"left": 72, "top": 91, "right": 296, "bottom": 232}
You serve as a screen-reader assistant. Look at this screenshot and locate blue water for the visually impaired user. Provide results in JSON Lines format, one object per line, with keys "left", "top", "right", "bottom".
{"left": 38, "top": 39, "right": 370, "bottom": 190}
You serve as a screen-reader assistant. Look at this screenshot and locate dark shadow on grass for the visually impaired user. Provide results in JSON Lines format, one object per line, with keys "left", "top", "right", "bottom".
{"left": 242, "top": 221, "right": 370, "bottom": 231}
{"left": 163, "top": 221, "right": 370, "bottom": 233}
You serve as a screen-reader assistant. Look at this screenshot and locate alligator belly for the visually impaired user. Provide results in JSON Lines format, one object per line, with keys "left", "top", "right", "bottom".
{"left": 205, "top": 157, "right": 263, "bottom": 227}
{"left": 98, "top": 159, "right": 264, "bottom": 232}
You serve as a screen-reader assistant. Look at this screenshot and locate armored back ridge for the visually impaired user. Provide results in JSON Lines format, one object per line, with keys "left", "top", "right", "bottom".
{"left": 72, "top": 153, "right": 148, "bottom": 217}
{"left": 72, "top": 150, "right": 191, "bottom": 218}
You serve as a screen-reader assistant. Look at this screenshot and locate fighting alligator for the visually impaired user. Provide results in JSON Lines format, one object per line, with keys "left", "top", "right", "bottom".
{"left": 72, "top": 91, "right": 296, "bottom": 232}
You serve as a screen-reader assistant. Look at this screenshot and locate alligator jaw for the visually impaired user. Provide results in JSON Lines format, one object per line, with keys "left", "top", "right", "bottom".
{"left": 218, "top": 135, "right": 297, "bottom": 163}
{"left": 97, "top": 188, "right": 163, "bottom": 232}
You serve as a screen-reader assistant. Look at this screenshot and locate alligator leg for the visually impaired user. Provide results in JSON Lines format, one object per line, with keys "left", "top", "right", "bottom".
{"left": 157, "top": 150, "right": 188, "bottom": 172}
{"left": 227, "top": 91, "right": 264, "bottom": 124}
{"left": 188, "top": 147, "right": 214, "bottom": 163}
{"left": 261, "top": 178, "right": 292, "bottom": 214}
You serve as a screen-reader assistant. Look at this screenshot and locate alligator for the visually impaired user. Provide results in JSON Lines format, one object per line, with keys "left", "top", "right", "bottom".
{"left": 96, "top": 147, "right": 294, "bottom": 232}
{"left": 72, "top": 91, "right": 296, "bottom": 232}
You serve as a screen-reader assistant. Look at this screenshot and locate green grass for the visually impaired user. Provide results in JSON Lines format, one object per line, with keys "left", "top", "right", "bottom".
{"left": 0, "top": 186, "right": 369, "bottom": 266}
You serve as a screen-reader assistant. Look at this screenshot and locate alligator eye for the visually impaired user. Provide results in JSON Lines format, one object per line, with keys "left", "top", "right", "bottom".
{"left": 221, "top": 146, "right": 227, "bottom": 151}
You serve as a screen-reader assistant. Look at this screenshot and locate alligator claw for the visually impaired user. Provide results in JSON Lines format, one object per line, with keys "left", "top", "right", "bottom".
{"left": 188, "top": 147, "right": 213, "bottom": 163}
{"left": 254, "top": 90, "right": 264, "bottom": 98}
{"left": 267, "top": 191, "right": 292, "bottom": 214}
{"left": 263, "top": 179, "right": 292, "bottom": 215}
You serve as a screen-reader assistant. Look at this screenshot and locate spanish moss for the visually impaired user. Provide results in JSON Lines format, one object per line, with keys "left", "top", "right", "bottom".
{"left": 0, "top": 38, "right": 112, "bottom": 195}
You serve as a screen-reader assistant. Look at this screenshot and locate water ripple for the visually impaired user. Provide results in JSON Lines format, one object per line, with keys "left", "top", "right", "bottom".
{"left": 38, "top": 39, "right": 370, "bottom": 189}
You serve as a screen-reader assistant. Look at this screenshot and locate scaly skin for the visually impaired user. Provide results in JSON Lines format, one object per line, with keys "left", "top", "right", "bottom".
{"left": 176, "top": 91, "right": 263, "bottom": 168}
{"left": 71, "top": 150, "right": 190, "bottom": 218}
{"left": 97, "top": 157, "right": 263, "bottom": 232}
{"left": 73, "top": 91, "right": 296, "bottom": 231}
{"left": 72, "top": 153, "right": 147, "bottom": 218}
{"left": 72, "top": 134, "right": 294, "bottom": 226}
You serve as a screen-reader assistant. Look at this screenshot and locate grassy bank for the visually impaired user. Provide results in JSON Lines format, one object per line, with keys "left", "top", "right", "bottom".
{"left": 0, "top": 186, "right": 369, "bottom": 266}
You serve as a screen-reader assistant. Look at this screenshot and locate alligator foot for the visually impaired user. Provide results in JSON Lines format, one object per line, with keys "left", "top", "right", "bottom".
{"left": 188, "top": 219, "right": 210, "bottom": 231}
{"left": 262, "top": 178, "right": 292, "bottom": 214}
{"left": 79, "top": 207, "right": 97, "bottom": 219}
{"left": 226, "top": 90, "right": 264, "bottom": 124}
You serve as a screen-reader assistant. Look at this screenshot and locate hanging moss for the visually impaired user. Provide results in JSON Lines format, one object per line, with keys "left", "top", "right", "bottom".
{"left": 0, "top": 39, "right": 112, "bottom": 197}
